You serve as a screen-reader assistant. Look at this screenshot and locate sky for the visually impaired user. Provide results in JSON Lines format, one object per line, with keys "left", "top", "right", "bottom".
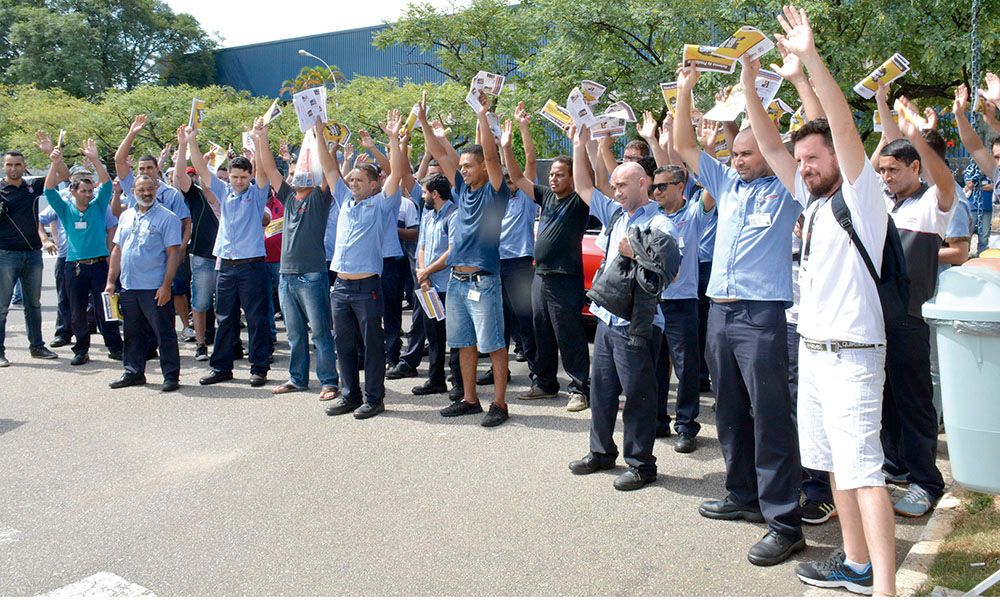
{"left": 163, "top": 0, "right": 467, "bottom": 48}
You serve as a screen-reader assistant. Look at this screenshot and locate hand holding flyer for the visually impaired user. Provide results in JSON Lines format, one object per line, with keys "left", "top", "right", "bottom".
{"left": 539, "top": 100, "right": 573, "bottom": 132}
{"left": 188, "top": 98, "right": 207, "bottom": 129}
{"left": 292, "top": 86, "right": 328, "bottom": 133}
{"left": 323, "top": 121, "right": 352, "bottom": 146}
{"left": 262, "top": 98, "right": 283, "bottom": 125}
{"left": 853, "top": 53, "right": 910, "bottom": 99}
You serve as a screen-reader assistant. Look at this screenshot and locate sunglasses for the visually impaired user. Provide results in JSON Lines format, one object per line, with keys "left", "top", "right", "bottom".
{"left": 650, "top": 181, "right": 682, "bottom": 192}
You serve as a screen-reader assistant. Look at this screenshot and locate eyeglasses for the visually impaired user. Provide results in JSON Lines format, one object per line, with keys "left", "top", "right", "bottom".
{"left": 650, "top": 181, "right": 682, "bottom": 192}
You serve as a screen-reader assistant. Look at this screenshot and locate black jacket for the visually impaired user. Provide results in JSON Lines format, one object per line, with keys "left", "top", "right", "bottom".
{"left": 587, "top": 223, "right": 681, "bottom": 347}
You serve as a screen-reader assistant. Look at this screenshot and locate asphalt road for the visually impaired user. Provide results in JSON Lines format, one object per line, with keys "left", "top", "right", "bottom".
{"left": 0, "top": 256, "right": 939, "bottom": 596}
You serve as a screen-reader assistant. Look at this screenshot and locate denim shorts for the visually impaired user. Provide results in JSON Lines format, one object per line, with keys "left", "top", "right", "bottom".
{"left": 190, "top": 254, "right": 218, "bottom": 312}
{"left": 446, "top": 273, "right": 505, "bottom": 353}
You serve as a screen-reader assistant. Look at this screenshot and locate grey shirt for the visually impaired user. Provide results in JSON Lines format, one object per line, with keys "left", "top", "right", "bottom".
{"left": 277, "top": 181, "right": 333, "bottom": 275}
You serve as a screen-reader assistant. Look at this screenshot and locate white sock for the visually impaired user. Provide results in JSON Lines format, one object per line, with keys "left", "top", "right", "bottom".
{"left": 844, "top": 557, "right": 870, "bottom": 573}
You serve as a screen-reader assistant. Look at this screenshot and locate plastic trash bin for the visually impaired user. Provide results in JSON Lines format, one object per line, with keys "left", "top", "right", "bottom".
{"left": 923, "top": 266, "right": 1000, "bottom": 494}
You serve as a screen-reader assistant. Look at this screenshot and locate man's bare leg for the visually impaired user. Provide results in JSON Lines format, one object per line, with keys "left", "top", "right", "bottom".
{"left": 459, "top": 346, "right": 479, "bottom": 404}
{"left": 831, "top": 473, "right": 896, "bottom": 596}
{"left": 490, "top": 347, "right": 509, "bottom": 409}
{"left": 193, "top": 310, "right": 207, "bottom": 345}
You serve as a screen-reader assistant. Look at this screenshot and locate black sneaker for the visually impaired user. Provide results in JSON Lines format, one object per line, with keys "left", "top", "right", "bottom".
{"left": 200, "top": 370, "right": 233, "bottom": 385}
{"left": 795, "top": 549, "right": 873, "bottom": 595}
{"left": 70, "top": 353, "right": 89, "bottom": 366}
{"left": 386, "top": 363, "right": 418, "bottom": 380}
{"left": 354, "top": 402, "right": 385, "bottom": 419}
{"left": 412, "top": 381, "right": 447, "bottom": 395}
{"left": 440, "top": 400, "right": 483, "bottom": 417}
{"left": 50, "top": 337, "right": 71, "bottom": 348}
{"left": 513, "top": 348, "right": 527, "bottom": 362}
{"left": 448, "top": 386, "right": 464, "bottom": 401}
{"left": 801, "top": 500, "right": 838, "bottom": 525}
{"left": 194, "top": 345, "right": 209, "bottom": 361}
{"left": 674, "top": 432, "right": 697, "bottom": 454}
{"left": 481, "top": 403, "right": 509, "bottom": 427}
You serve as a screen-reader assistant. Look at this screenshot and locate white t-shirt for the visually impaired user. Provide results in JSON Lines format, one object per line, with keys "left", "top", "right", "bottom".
{"left": 795, "top": 161, "right": 888, "bottom": 344}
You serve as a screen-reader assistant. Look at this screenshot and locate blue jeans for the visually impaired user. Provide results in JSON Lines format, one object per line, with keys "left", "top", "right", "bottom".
{"left": 267, "top": 261, "right": 280, "bottom": 344}
{"left": 280, "top": 272, "right": 338, "bottom": 389}
{"left": 189, "top": 254, "right": 218, "bottom": 312}
{"left": 332, "top": 275, "right": 385, "bottom": 405}
{"left": 446, "top": 273, "right": 505, "bottom": 352}
{"left": 973, "top": 209, "right": 992, "bottom": 256}
{"left": 0, "top": 249, "right": 45, "bottom": 353}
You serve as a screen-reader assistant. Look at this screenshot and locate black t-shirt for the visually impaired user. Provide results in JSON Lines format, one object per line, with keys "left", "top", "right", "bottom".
{"left": 532, "top": 184, "right": 588, "bottom": 276}
{"left": 183, "top": 183, "right": 219, "bottom": 259}
{"left": 0, "top": 178, "right": 44, "bottom": 251}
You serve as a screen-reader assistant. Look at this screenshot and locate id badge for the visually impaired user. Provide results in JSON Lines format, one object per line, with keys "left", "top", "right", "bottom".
{"left": 467, "top": 289, "right": 481, "bottom": 302}
{"left": 748, "top": 213, "right": 772, "bottom": 228}
{"left": 74, "top": 221, "right": 88, "bottom": 230}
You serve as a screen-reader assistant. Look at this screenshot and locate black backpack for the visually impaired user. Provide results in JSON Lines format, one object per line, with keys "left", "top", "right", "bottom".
{"left": 830, "top": 190, "right": 910, "bottom": 327}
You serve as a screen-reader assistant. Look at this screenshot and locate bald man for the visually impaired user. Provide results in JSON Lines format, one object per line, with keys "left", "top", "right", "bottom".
{"left": 673, "top": 64, "right": 805, "bottom": 566}
{"left": 568, "top": 127, "right": 680, "bottom": 492}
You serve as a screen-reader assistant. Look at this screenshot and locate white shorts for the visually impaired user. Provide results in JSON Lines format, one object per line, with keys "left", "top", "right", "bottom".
{"left": 798, "top": 340, "right": 887, "bottom": 490}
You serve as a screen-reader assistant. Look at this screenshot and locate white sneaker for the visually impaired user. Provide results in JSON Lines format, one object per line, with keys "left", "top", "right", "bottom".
{"left": 181, "top": 327, "right": 196, "bottom": 342}
{"left": 566, "top": 393, "right": 589, "bottom": 412}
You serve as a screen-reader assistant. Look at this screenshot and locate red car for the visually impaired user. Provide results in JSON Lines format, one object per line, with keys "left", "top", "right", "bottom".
{"left": 581, "top": 216, "right": 604, "bottom": 318}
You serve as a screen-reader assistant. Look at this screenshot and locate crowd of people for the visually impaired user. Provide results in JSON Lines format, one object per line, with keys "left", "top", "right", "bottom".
{"left": 1, "top": 6, "right": 999, "bottom": 596}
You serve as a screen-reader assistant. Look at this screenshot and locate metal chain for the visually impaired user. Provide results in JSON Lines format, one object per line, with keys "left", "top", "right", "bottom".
{"left": 971, "top": 0, "right": 983, "bottom": 126}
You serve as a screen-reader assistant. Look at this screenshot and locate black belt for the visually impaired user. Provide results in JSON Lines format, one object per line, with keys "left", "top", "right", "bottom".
{"left": 802, "top": 338, "right": 881, "bottom": 353}
{"left": 72, "top": 257, "right": 107, "bottom": 265}
{"left": 220, "top": 257, "right": 265, "bottom": 267}
{"left": 451, "top": 270, "right": 492, "bottom": 282}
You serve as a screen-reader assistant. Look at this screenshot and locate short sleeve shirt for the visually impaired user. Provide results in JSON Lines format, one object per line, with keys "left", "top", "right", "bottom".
{"left": 661, "top": 197, "right": 704, "bottom": 300}
{"left": 209, "top": 173, "right": 270, "bottom": 260}
{"left": 499, "top": 189, "right": 539, "bottom": 259}
{"left": 114, "top": 203, "right": 182, "bottom": 290}
{"left": 332, "top": 187, "right": 402, "bottom": 276}
{"left": 447, "top": 170, "right": 509, "bottom": 273}
{"left": 182, "top": 184, "right": 219, "bottom": 259}
{"left": 44, "top": 181, "right": 114, "bottom": 261}
{"left": 532, "top": 185, "right": 589, "bottom": 277}
{"left": 417, "top": 201, "right": 457, "bottom": 292}
{"left": 277, "top": 181, "right": 333, "bottom": 275}
{"left": 0, "top": 177, "right": 44, "bottom": 251}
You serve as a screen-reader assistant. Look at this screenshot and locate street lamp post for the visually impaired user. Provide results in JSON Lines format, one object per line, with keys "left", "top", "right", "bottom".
{"left": 297, "top": 49, "right": 339, "bottom": 95}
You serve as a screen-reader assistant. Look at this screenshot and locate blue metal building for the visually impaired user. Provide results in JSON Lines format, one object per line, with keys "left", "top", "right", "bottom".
{"left": 214, "top": 24, "right": 445, "bottom": 98}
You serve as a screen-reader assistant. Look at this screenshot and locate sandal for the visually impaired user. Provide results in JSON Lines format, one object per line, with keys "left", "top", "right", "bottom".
{"left": 319, "top": 385, "right": 340, "bottom": 401}
{"left": 272, "top": 381, "right": 305, "bottom": 395}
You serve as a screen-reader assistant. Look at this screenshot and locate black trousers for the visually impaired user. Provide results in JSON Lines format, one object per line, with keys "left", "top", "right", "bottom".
{"left": 210, "top": 260, "right": 271, "bottom": 375}
{"left": 333, "top": 276, "right": 386, "bottom": 405}
{"left": 706, "top": 300, "right": 802, "bottom": 540}
{"left": 381, "top": 257, "right": 404, "bottom": 365}
{"left": 697, "top": 261, "right": 712, "bottom": 385}
{"left": 65, "top": 259, "right": 122, "bottom": 356}
{"left": 119, "top": 288, "right": 180, "bottom": 380}
{"left": 882, "top": 315, "right": 945, "bottom": 499}
{"left": 531, "top": 273, "right": 590, "bottom": 396}
{"left": 399, "top": 294, "right": 427, "bottom": 370}
{"left": 589, "top": 321, "right": 659, "bottom": 476}
{"left": 501, "top": 256, "right": 537, "bottom": 368}
{"left": 655, "top": 299, "right": 701, "bottom": 436}
{"left": 423, "top": 291, "right": 459, "bottom": 386}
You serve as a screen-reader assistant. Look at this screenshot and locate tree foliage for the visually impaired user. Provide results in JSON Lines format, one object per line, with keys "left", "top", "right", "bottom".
{"left": 0, "top": 0, "right": 219, "bottom": 98}
{"left": 280, "top": 65, "right": 346, "bottom": 98}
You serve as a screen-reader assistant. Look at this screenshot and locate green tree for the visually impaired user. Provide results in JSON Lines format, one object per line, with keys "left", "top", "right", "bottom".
{"left": 279, "top": 65, "right": 345, "bottom": 98}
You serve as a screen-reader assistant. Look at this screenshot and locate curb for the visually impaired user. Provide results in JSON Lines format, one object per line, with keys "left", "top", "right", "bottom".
{"left": 896, "top": 491, "right": 962, "bottom": 597}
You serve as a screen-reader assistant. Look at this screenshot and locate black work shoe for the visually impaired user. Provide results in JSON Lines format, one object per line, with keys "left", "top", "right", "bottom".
{"left": 200, "top": 370, "right": 233, "bottom": 385}
{"left": 440, "top": 400, "right": 483, "bottom": 417}
{"left": 325, "top": 397, "right": 364, "bottom": 416}
{"left": 674, "top": 432, "right": 697, "bottom": 454}
{"left": 162, "top": 380, "right": 180, "bottom": 392}
{"left": 699, "top": 379, "right": 712, "bottom": 392}
{"left": 354, "top": 403, "right": 385, "bottom": 419}
{"left": 655, "top": 426, "right": 672, "bottom": 438}
{"left": 699, "top": 496, "right": 765, "bottom": 522}
{"left": 801, "top": 500, "right": 838, "bottom": 525}
{"left": 50, "top": 337, "right": 71, "bottom": 348}
{"left": 249, "top": 373, "right": 268, "bottom": 387}
{"left": 386, "top": 363, "right": 418, "bottom": 380}
{"left": 796, "top": 549, "right": 873, "bottom": 594}
{"left": 109, "top": 373, "right": 146, "bottom": 389}
{"left": 481, "top": 403, "right": 509, "bottom": 427}
{"left": 70, "top": 353, "right": 89, "bottom": 366}
{"left": 513, "top": 349, "right": 527, "bottom": 362}
{"left": 568, "top": 455, "right": 617, "bottom": 475}
{"left": 31, "top": 346, "right": 58, "bottom": 360}
{"left": 476, "top": 368, "right": 511, "bottom": 386}
{"left": 613, "top": 467, "right": 657, "bottom": 491}
{"left": 108, "top": 350, "right": 122, "bottom": 361}
{"left": 448, "top": 386, "right": 465, "bottom": 401}
{"left": 747, "top": 530, "right": 806, "bottom": 567}
{"left": 412, "top": 381, "right": 447, "bottom": 395}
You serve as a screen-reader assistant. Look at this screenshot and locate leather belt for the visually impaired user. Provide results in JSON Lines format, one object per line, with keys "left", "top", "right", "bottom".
{"left": 73, "top": 257, "right": 107, "bottom": 265}
{"left": 220, "top": 257, "right": 265, "bottom": 267}
{"left": 451, "top": 270, "right": 491, "bottom": 282}
{"left": 802, "top": 338, "right": 880, "bottom": 353}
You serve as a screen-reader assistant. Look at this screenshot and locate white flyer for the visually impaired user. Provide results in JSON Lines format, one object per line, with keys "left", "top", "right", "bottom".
{"left": 703, "top": 68, "right": 783, "bottom": 122}
{"left": 292, "top": 86, "right": 328, "bottom": 133}
{"left": 566, "top": 87, "right": 598, "bottom": 128}
{"left": 591, "top": 115, "right": 626, "bottom": 139}
{"left": 581, "top": 80, "right": 607, "bottom": 105}
{"left": 242, "top": 131, "right": 255, "bottom": 152}
{"left": 602, "top": 100, "right": 637, "bottom": 123}
{"left": 465, "top": 83, "right": 486, "bottom": 113}
{"left": 472, "top": 70, "right": 505, "bottom": 96}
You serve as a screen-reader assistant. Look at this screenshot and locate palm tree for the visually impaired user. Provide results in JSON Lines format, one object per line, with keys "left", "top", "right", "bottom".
{"left": 280, "top": 65, "right": 344, "bottom": 97}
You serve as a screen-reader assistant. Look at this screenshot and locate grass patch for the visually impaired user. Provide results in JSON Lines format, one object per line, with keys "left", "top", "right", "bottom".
{"left": 918, "top": 491, "right": 1000, "bottom": 596}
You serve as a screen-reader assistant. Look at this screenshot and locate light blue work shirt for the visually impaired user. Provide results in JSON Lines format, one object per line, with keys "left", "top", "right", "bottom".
{"left": 323, "top": 179, "right": 352, "bottom": 262}
{"left": 946, "top": 188, "right": 972, "bottom": 239}
{"left": 698, "top": 202, "right": 718, "bottom": 263}
{"left": 660, "top": 196, "right": 705, "bottom": 300}
{"left": 380, "top": 201, "right": 405, "bottom": 259}
{"left": 43, "top": 181, "right": 114, "bottom": 261}
{"left": 114, "top": 203, "right": 182, "bottom": 290}
{"left": 39, "top": 202, "right": 118, "bottom": 258}
{"left": 331, "top": 182, "right": 402, "bottom": 276}
{"left": 499, "top": 188, "right": 539, "bottom": 259}
{"left": 120, "top": 172, "right": 191, "bottom": 220}
{"left": 589, "top": 190, "right": 677, "bottom": 330}
{"left": 208, "top": 173, "right": 270, "bottom": 260}
{"left": 417, "top": 200, "right": 457, "bottom": 292}
{"left": 698, "top": 151, "right": 801, "bottom": 303}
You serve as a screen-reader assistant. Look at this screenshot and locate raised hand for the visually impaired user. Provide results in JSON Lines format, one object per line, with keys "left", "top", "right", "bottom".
{"left": 385, "top": 108, "right": 403, "bottom": 139}
{"left": 637, "top": 110, "right": 657, "bottom": 140}
{"left": 251, "top": 116, "right": 267, "bottom": 138}
{"left": 500, "top": 119, "right": 514, "bottom": 148}
{"left": 416, "top": 90, "right": 428, "bottom": 122}
{"left": 923, "top": 107, "right": 938, "bottom": 131}
{"left": 279, "top": 140, "right": 292, "bottom": 162}
{"left": 49, "top": 147, "right": 63, "bottom": 163}
{"left": 342, "top": 143, "right": 355, "bottom": 164}
{"left": 35, "top": 130, "right": 54, "bottom": 154}
{"left": 158, "top": 144, "right": 172, "bottom": 160}
{"left": 894, "top": 97, "right": 927, "bottom": 138}
{"left": 129, "top": 114, "right": 147, "bottom": 135}
{"left": 953, "top": 84, "right": 970, "bottom": 115}
{"left": 358, "top": 129, "right": 375, "bottom": 150}
{"left": 769, "top": 43, "right": 804, "bottom": 81}
{"left": 775, "top": 5, "right": 816, "bottom": 57}
{"left": 80, "top": 139, "right": 99, "bottom": 162}
{"left": 176, "top": 125, "right": 188, "bottom": 146}
{"left": 698, "top": 120, "right": 721, "bottom": 151}
{"left": 514, "top": 101, "right": 531, "bottom": 127}
{"left": 740, "top": 56, "right": 761, "bottom": 93}
{"left": 875, "top": 82, "right": 890, "bottom": 106}
{"left": 981, "top": 72, "right": 1000, "bottom": 105}
{"left": 430, "top": 119, "right": 447, "bottom": 138}
{"left": 658, "top": 115, "right": 674, "bottom": 149}
{"left": 676, "top": 62, "right": 700, "bottom": 93}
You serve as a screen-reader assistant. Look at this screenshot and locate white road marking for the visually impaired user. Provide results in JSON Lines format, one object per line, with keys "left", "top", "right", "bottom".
{"left": 0, "top": 526, "right": 22, "bottom": 544}
{"left": 43, "top": 572, "right": 155, "bottom": 597}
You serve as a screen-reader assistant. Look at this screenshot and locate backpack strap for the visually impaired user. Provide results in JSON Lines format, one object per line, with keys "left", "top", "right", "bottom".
{"left": 830, "top": 188, "right": 880, "bottom": 283}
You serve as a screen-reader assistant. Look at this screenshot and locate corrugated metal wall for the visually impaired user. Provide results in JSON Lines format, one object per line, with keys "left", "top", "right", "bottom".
{"left": 214, "top": 24, "right": 446, "bottom": 98}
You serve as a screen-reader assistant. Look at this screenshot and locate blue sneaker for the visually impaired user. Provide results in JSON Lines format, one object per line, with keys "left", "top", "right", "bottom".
{"left": 796, "top": 549, "right": 873, "bottom": 595}
{"left": 894, "top": 483, "right": 935, "bottom": 517}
